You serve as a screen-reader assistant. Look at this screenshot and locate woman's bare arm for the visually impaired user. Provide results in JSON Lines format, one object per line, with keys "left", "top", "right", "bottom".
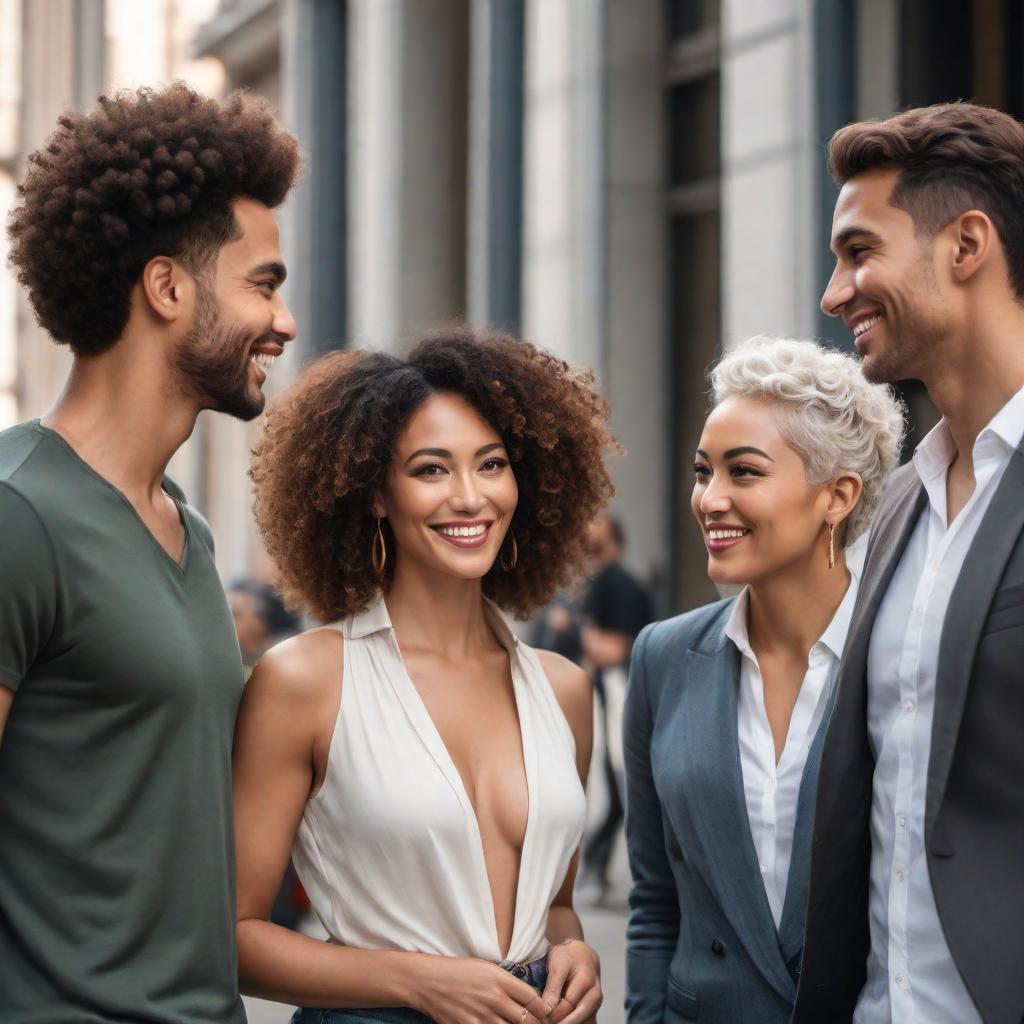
{"left": 234, "top": 629, "right": 425, "bottom": 1007}
{"left": 535, "top": 651, "right": 601, "bottom": 1024}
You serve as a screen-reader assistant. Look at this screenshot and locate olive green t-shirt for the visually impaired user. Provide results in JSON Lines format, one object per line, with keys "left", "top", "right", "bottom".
{"left": 0, "top": 422, "right": 246, "bottom": 1023}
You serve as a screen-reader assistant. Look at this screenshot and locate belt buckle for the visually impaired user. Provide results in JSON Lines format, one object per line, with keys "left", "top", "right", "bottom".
{"left": 499, "top": 958, "right": 529, "bottom": 980}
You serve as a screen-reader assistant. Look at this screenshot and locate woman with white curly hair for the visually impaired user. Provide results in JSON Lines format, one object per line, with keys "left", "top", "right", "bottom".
{"left": 623, "top": 337, "right": 905, "bottom": 1024}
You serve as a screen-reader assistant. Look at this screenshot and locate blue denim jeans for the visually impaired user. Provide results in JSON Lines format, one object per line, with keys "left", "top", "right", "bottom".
{"left": 289, "top": 956, "right": 549, "bottom": 1024}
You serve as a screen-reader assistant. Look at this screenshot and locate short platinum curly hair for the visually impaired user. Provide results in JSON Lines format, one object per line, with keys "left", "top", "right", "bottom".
{"left": 710, "top": 336, "right": 906, "bottom": 544}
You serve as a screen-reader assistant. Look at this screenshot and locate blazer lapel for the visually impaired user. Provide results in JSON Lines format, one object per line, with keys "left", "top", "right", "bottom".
{"left": 816, "top": 473, "right": 926, "bottom": 808}
{"left": 677, "top": 643, "right": 796, "bottom": 1003}
{"left": 777, "top": 660, "right": 841, "bottom": 965}
{"left": 926, "top": 445, "right": 1024, "bottom": 842}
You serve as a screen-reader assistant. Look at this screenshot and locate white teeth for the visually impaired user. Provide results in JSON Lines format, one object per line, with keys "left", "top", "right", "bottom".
{"left": 853, "top": 314, "right": 883, "bottom": 337}
{"left": 436, "top": 524, "right": 487, "bottom": 538}
{"left": 709, "top": 529, "right": 748, "bottom": 540}
{"left": 251, "top": 353, "right": 276, "bottom": 368}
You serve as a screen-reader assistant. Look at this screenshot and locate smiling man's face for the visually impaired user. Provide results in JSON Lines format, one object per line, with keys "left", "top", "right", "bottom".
{"left": 175, "top": 197, "right": 296, "bottom": 420}
{"left": 821, "top": 168, "right": 954, "bottom": 384}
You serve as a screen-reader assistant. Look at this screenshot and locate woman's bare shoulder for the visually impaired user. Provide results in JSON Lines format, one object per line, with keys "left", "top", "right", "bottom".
{"left": 246, "top": 626, "right": 345, "bottom": 707}
{"left": 534, "top": 649, "right": 591, "bottom": 719}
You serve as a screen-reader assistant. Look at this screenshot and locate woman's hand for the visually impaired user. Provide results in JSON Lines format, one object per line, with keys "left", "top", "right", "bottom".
{"left": 406, "top": 954, "right": 555, "bottom": 1024}
{"left": 540, "top": 939, "right": 602, "bottom": 1024}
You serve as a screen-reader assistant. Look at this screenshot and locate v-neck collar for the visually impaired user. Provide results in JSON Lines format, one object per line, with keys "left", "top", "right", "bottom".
{"left": 350, "top": 592, "right": 535, "bottom": 962}
{"left": 33, "top": 421, "right": 190, "bottom": 573}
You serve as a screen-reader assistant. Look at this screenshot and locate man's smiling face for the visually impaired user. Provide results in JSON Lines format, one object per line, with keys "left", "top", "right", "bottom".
{"left": 821, "top": 168, "right": 954, "bottom": 384}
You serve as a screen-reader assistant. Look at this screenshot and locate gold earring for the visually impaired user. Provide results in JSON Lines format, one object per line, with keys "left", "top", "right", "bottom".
{"left": 372, "top": 518, "right": 387, "bottom": 576}
{"left": 827, "top": 522, "right": 836, "bottom": 570}
{"left": 500, "top": 532, "right": 518, "bottom": 571}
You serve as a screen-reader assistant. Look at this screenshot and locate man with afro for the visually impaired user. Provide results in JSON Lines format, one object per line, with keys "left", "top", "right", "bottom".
{"left": 0, "top": 82, "right": 300, "bottom": 1022}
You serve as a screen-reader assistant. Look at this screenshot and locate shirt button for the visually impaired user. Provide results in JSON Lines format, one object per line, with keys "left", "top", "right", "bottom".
{"left": 711, "top": 939, "right": 725, "bottom": 956}
{"left": 904, "top": 699, "right": 915, "bottom": 712}
{"left": 895, "top": 972, "right": 908, "bottom": 989}
{"left": 760, "top": 864, "right": 768, "bottom": 874}
{"left": 897, "top": 867, "right": 907, "bottom": 881}
{"left": 898, "top": 816, "right": 907, "bottom": 828}
{"left": 914, "top": 606, "right": 924, "bottom": 617}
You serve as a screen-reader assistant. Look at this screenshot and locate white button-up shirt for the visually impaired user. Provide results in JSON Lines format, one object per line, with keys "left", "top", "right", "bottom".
{"left": 854, "top": 387, "right": 1024, "bottom": 1024}
{"left": 725, "top": 577, "right": 858, "bottom": 929}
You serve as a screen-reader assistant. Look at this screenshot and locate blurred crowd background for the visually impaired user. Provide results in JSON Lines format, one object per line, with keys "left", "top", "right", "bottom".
{"left": 2, "top": 2, "right": 1021, "bottom": 1020}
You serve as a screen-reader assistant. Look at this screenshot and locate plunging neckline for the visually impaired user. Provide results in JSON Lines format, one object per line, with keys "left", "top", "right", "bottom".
{"left": 384, "top": 608, "right": 537, "bottom": 963}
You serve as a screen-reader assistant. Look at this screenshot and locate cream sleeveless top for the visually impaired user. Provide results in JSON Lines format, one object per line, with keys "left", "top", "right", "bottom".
{"left": 291, "top": 593, "right": 587, "bottom": 964}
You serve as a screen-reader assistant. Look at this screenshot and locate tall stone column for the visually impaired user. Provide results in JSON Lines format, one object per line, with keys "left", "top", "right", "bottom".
{"left": 466, "top": 0, "right": 524, "bottom": 331}
{"left": 520, "top": 0, "right": 604, "bottom": 372}
{"left": 281, "top": 0, "right": 347, "bottom": 361}
{"left": 720, "top": 0, "right": 818, "bottom": 346}
{"left": 347, "top": 0, "right": 469, "bottom": 353}
{"left": 13, "top": 0, "right": 105, "bottom": 424}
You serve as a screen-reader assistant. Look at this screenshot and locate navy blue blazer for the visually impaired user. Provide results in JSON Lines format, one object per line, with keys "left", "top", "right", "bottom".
{"left": 623, "top": 599, "right": 836, "bottom": 1024}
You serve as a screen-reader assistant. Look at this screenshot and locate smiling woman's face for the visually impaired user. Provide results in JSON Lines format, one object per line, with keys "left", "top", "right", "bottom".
{"left": 691, "top": 396, "right": 834, "bottom": 587}
{"left": 377, "top": 390, "right": 519, "bottom": 582}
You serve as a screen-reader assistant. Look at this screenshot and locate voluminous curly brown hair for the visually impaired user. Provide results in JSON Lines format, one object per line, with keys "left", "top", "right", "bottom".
{"left": 829, "top": 102, "right": 1024, "bottom": 298}
{"left": 251, "top": 324, "right": 618, "bottom": 622}
{"left": 7, "top": 81, "right": 301, "bottom": 354}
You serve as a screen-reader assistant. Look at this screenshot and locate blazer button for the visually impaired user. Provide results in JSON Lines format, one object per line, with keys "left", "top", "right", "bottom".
{"left": 711, "top": 939, "right": 725, "bottom": 956}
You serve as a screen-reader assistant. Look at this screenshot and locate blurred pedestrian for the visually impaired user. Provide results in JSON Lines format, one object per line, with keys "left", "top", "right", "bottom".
{"left": 229, "top": 579, "right": 302, "bottom": 677}
{"left": 797, "top": 103, "right": 1024, "bottom": 1024}
{"left": 529, "top": 588, "right": 584, "bottom": 665}
{"left": 577, "top": 513, "right": 652, "bottom": 905}
{"left": 0, "top": 83, "right": 299, "bottom": 1023}
{"left": 233, "top": 326, "right": 615, "bottom": 1024}
{"left": 624, "top": 339, "right": 903, "bottom": 1024}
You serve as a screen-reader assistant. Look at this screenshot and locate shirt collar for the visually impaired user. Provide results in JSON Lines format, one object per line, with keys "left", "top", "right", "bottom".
{"left": 347, "top": 590, "right": 519, "bottom": 651}
{"left": 914, "top": 385, "right": 1024, "bottom": 484}
{"left": 723, "top": 572, "right": 859, "bottom": 663}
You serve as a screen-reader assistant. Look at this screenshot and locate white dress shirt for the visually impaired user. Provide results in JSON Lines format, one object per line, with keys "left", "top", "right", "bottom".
{"left": 725, "top": 576, "right": 858, "bottom": 928}
{"left": 854, "top": 386, "right": 1024, "bottom": 1024}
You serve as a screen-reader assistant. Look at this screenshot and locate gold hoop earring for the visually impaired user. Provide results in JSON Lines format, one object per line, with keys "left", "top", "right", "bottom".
{"left": 827, "top": 522, "right": 836, "bottom": 570}
{"left": 372, "top": 518, "right": 388, "bottom": 577}
{"left": 500, "top": 532, "right": 518, "bottom": 572}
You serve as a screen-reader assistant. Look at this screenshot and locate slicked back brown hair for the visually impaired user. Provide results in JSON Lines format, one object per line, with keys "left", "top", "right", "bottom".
{"left": 7, "top": 81, "right": 301, "bottom": 354}
{"left": 829, "top": 102, "right": 1024, "bottom": 299}
{"left": 251, "top": 324, "right": 619, "bottom": 622}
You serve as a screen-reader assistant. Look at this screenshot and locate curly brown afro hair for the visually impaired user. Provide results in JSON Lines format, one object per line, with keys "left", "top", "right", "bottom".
{"left": 251, "top": 324, "right": 619, "bottom": 622}
{"left": 7, "top": 81, "right": 301, "bottom": 355}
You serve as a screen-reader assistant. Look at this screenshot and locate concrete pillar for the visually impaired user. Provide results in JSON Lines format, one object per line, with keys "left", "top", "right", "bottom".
{"left": 348, "top": 0, "right": 469, "bottom": 353}
{"left": 281, "top": 0, "right": 346, "bottom": 360}
{"left": 603, "top": 0, "right": 669, "bottom": 589}
{"left": 721, "top": 0, "right": 818, "bottom": 347}
{"left": 466, "top": 0, "right": 524, "bottom": 331}
{"left": 16, "top": 0, "right": 78, "bottom": 421}
{"left": 520, "top": 0, "right": 604, "bottom": 372}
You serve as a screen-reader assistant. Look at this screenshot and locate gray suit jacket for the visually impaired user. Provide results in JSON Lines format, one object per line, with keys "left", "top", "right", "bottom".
{"left": 793, "top": 446, "right": 1024, "bottom": 1024}
{"left": 624, "top": 599, "right": 836, "bottom": 1024}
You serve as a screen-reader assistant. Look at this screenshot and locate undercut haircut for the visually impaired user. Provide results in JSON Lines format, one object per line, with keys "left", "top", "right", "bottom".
{"left": 828, "top": 102, "right": 1024, "bottom": 298}
{"left": 7, "top": 81, "right": 301, "bottom": 354}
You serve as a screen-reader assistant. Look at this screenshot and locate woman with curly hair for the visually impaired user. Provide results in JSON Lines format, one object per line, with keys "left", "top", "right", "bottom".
{"left": 623, "top": 338, "right": 905, "bottom": 1024}
{"left": 234, "top": 325, "right": 617, "bottom": 1024}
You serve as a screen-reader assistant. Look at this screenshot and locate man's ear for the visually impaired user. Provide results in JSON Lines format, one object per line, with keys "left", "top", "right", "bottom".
{"left": 950, "top": 210, "right": 995, "bottom": 284}
{"left": 140, "top": 256, "right": 194, "bottom": 323}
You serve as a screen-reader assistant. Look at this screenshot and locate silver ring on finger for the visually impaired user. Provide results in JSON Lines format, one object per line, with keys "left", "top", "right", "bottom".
{"left": 519, "top": 1009, "right": 529, "bottom": 1024}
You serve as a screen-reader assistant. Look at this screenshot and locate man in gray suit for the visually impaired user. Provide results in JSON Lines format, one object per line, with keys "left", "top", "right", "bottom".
{"left": 795, "top": 103, "right": 1024, "bottom": 1024}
